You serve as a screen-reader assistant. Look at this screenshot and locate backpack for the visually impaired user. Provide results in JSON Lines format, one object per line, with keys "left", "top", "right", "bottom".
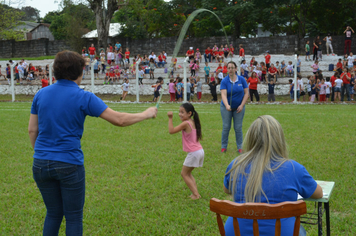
{"left": 328, "top": 64, "right": 334, "bottom": 71}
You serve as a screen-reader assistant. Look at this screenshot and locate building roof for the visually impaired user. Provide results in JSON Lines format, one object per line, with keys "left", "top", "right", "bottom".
{"left": 14, "top": 21, "right": 40, "bottom": 33}
{"left": 82, "top": 23, "right": 123, "bottom": 38}
{"left": 29, "top": 23, "right": 51, "bottom": 32}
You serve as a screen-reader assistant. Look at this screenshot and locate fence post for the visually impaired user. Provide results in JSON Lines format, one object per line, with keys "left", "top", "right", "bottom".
{"left": 49, "top": 62, "right": 54, "bottom": 85}
{"left": 294, "top": 54, "right": 297, "bottom": 102}
{"left": 183, "top": 57, "right": 189, "bottom": 103}
{"left": 91, "top": 60, "right": 96, "bottom": 93}
{"left": 11, "top": 64, "right": 15, "bottom": 102}
{"left": 136, "top": 59, "right": 141, "bottom": 103}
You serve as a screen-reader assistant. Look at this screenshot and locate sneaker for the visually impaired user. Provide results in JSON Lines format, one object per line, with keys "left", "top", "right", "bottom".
{"left": 332, "top": 54, "right": 335, "bottom": 56}
{"left": 120, "top": 97, "right": 123, "bottom": 100}
{"left": 221, "top": 148, "right": 227, "bottom": 153}
{"left": 238, "top": 149, "right": 243, "bottom": 154}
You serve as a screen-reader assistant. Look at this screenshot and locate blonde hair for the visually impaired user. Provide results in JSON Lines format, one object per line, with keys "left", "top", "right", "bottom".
{"left": 226, "top": 115, "right": 289, "bottom": 203}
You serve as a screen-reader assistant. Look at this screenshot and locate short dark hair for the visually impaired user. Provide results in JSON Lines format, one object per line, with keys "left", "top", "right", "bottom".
{"left": 227, "top": 61, "right": 237, "bottom": 68}
{"left": 53, "top": 51, "right": 85, "bottom": 81}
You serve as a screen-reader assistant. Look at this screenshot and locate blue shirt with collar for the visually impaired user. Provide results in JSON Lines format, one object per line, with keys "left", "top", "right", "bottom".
{"left": 220, "top": 74, "right": 248, "bottom": 109}
{"left": 31, "top": 79, "right": 108, "bottom": 165}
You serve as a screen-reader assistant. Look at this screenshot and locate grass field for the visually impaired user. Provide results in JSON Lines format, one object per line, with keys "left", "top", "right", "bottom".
{"left": 0, "top": 102, "right": 355, "bottom": 235}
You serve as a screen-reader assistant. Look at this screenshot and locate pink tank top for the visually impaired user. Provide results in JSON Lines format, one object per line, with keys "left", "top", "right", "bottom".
{"left": 182, "top": 121, "right": 202, "bottom": 152}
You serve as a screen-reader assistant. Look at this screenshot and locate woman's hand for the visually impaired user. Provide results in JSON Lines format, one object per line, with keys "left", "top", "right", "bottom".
{"left": 167, "top": 111, "right": 173, "bottom": 118}
{"left": 236, "top": 105, "right": 244, "bottom": 113}
{"left": 225, "top": 105, "right": 231, "bottom": 111}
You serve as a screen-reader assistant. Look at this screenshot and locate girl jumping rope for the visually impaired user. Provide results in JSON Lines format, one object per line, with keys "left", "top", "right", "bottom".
{"left": 167, "top": 103, "right": 204, "bottom": 200}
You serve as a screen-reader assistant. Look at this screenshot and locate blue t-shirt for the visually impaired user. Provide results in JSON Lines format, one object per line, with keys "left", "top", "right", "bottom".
{"left": 224, "top": 159, "right": 317, "bottom": 236}
{"left": 94, "top": 61, "right": 100, "bottom": 70}
{"left": 311, "top": 84, "right": 317, "bottom": 95}
{"left": 204, "top": 66, "right": 210, "bottom": 75}
{"left": 220, "top": 75, "right": 248, "bottom": 109}
{"left": 268, "top": 83, "right": 275, "bottom": 94}
{"left": 176, "top": 82, "right": 183, "bottom": 93}
{"left": 31, "top": 79, "right": 108, "bottom": 165}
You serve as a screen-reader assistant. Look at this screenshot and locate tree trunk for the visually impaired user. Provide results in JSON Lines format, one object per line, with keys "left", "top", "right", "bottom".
{"left": 89, "top": 0, "right": 118, "bottom": 48}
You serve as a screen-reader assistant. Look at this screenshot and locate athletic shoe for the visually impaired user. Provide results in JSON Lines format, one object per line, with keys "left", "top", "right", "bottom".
{"left": 238, "top": 149, "right": 243, "bottom": 154}
{"left": 332, "top": 54, "right": 335, "bottom": 56}
{"left": 221, "top": 148, "right": 227, "bottom": 153}
{"left": 120, "top": 97, "right": 123, "bottom": 100}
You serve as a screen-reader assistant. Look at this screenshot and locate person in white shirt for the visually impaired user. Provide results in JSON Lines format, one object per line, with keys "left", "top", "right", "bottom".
{"left": 240, "top": 60, "right": 249, "bottom": 78}
{"left": 323, "top": 34, "right": 334, "bottom": 56}
{"left": 138, "top": 68, "right": 144, "bottom": 85}
{"left": 333, "top": 76, "right": 343, "bottom": 101}
{"left": 347, "top": 52, "right": 355, "bottom": 69}
{"left": 296, "top": 75, "right": 304, "bottom": 101}
{"left": 148, "top": 51, "right": 157, "bottom": 62}
{"left": 121, "top": 78, "right": 130, "bottom": 100}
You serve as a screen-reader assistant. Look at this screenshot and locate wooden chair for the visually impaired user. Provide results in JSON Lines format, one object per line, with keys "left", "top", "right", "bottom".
{"left": 210, "top": 198, "right": 307, "bottom": 236}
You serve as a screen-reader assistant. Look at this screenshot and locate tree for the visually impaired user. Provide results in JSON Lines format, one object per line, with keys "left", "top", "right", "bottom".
{"left": 20, "top": 6, "right": 40, "bottom": 22}
{"left": 0, "top": 3, "right": 25, "bottom": 40}
{"left": 87, "top": 0, "right": 118, "bottom": 48}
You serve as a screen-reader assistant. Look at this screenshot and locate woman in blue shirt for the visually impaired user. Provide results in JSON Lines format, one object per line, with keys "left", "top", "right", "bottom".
{"left": 223, "top": 115, "right": 323, "bottom": 236}
{"left": 220, "top": 61, "right": 249, "bottom": 153}
{"left": 28, "top": 50, "right": 157, "bottom": 235}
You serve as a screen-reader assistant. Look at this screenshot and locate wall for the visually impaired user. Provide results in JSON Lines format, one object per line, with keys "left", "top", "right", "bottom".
{"left": 0, "top": 35, "right": 355, "bottom": 59}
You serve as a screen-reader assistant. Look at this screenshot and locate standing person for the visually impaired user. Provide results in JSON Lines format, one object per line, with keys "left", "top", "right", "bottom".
{"left": 121, "top": 78, "right": 130, "bottom": 100}
{"left": 167, "top": 103, "right": 204, "bottom": 200}
{"left": 149, "top": 58, "right": 157, "bottom": 79}
{"left": 310, "top": 79, "right": 317, "bottom": 102}
{"left": 318, "top": 78, "right": 327, "bottom": 102}
{"left": 311, "top": 60, "right": 319, "bottom": 74}
{"left": 208, "top": 80, "right": 217, "bottom": 101}
{"left": 125, "top": 48, "right": 130, "bottom": 64}
{"left": 296, "top": 75, "right": 304, "bottom": 101}
{"left": 289, "top": 79, "right": 294, "bottom": 100}
{"left": 344, "top": 26, "right": 354, "bottom": 54}
{"left": 239, "top": 44, "right": 245, "bottom": 60}
{"left": 153, "top": 78, "right": 163, "bottom": 102}
{"left": 330, "top": 72, "right": 338, "bottom": 101}
{"left": 265, "top": 50, "right": 271, "bottom": 70}
{"left": 169, "top": 78, "right": 176, "bottom": 102}
{"left": 29, "top": 51, "right": 157, "bottom": 236}
{"left": 220, "top": 61, "right": 249, "bottom": 153}
{"left": 176, "top": 78, "right": 184, "bottom": 102}
{"left": 247, "top": 72, "right": 260, "bottom": 102}
{"left": 41, "top": 75, "right": 49, "bottom": 88}
{"left": 313, "top": 36, "right": 320, "bottom": 61}
{"left": 297, "top": 55, "right": 301, "bottom": 74}
{"left": 340, "top": 67, "right": 351, "bottom": 101}
{"left": 305, "top": 40, "right": 311, "bottom": 61}
{"left": 88, "top": 44, "right": 96, "bottom": 62}
{"left": 325, "top": 77, "right": 332, "bottom": 102}
{"left": 204, "top": 62, "right": 211, "bottom": 84}
{"left": 138, "top": 67, "right": 144, "bottom": 85}
{"left": 267, "top": 80, "right": 275, "bottom": 102}
{"left": 195, "top": 77, "right": 202, "bottom": 101}
{"left": 323, "top": 33, "right": 334, "bottom": 56}
{"left": 223, "top": 115, "right": 323, "bottom": 236}
{"left": 317, "top": 41, "right": 323, "bottom": 61}
{"left": 334, "top": 75, "right": 343, "bottom": 101}
{"left": 347, "top": 52, "right": 355, "bottom": 69}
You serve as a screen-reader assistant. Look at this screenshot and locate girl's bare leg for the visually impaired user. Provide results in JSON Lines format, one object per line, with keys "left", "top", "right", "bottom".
{"left": 181, "top": 166, "right": 200, "bottom": 200}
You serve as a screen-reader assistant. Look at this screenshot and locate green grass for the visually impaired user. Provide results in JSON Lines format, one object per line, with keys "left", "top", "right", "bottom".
{"left": 0, "top": 56, "right": 55, "bottom": 61}
{"left": 0, "top": 102, "right": 355, "bottom": 235}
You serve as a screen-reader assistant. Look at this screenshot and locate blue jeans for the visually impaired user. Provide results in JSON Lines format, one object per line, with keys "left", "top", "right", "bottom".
{"left": 341, "top": 84, "right": 350, "bottom": 101}
{"left": 157, "top": 61, "right": 165, "bottom": 68}
{"left": 204, "top": 54, "right": 211, "bottom": 62}
{"left": 220, "top": 103, "right": 245, "bottom": 149}
{"left": 33, "top": 159, "right": 85, "bottom": 236}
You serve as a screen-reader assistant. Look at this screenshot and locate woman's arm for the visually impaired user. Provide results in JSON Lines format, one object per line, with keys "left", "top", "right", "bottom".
{"left": 237, "top": 88, "right": 249, "bottom": 113}
{"left": 100, "top": 107, "right": 157, "bottom": 127}
{"left": 223, "top": 186, "right": 231, "bottom": 194}
{"left": 220, "top": 89, "right": 231, "bottom": 110}
{"left": 309, "top": 184, "right": 323, "bottom": 199}
{"left": 28, "top": 114, "right": 39, "bottom": 149}
{"left": 167, "top": 111, "right": 189, "bottom": 134}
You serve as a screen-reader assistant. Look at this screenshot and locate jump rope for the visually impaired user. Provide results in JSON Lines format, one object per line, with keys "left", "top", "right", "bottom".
{"left": 154, "top": 9, "right": 232, "bottom": 109}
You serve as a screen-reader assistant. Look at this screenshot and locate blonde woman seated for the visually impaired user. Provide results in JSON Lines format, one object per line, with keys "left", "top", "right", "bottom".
{"left": 223, "top": 115, "right": 323, "bottom": 236}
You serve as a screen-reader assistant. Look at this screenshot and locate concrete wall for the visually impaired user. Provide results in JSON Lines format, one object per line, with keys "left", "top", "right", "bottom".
{"left": 1, "top": 35, "right": 355, "bottom": 59}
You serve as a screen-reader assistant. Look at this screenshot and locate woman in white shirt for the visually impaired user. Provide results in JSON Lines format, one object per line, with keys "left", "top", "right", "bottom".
{"left": 333, "top": 76, "right": 343, "bottom": 101}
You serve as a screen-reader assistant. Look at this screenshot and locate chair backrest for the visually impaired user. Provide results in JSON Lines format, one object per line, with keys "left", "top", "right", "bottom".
{"left": 209, "top": 198, "right": 307, "bottom": 236}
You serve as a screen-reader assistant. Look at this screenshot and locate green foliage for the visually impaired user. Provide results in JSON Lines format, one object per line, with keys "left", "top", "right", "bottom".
{"left": 20, "top": 6, "right": 40, "bottom": 22}
{"left": 0, "top": 3, "right": 25, "bottom": 40}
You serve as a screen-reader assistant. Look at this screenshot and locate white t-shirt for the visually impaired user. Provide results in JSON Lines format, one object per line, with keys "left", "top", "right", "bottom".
{"left": 286, "top": 65, "right": 293, "bottom": 71}
{"left": 297, "top": 79, "right": 303, "bottom": 91}
{"left": 241, "top": 63, "right": 248, "bottom": 71}
{"left": 326, "top": 36, "right": 331, "bottom": 43}
{"left": 334, "top": 79, "right": 343, "bottom": 88}
{"left": 107, "top": 52, "right": 114, "bottom": 61}
{"left": 122, "top": 82, "right": 130, "bottom": 91}
{"left": 347, "top": 56, "right": 354, "bottom": 66}
{"left": 325, "top": 81, "right": 332, "bottom": 94}
{"left": 149, "top": 54, "right": 156, "bottom": 60}
{"left": 139, "top": 70, "right": 144, "bottom": 78}
{"left": 218, "top": 72, "right": 224, "bottom": 80}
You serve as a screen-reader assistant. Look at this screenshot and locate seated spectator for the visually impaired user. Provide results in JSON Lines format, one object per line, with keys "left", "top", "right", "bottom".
{"left": 217, "top": 48, "right": 224, "bottom": 63}
{"left": 336, "top": 58, "right": 343, "bottom": 75}
{"left": 148, "top": 51, "right": 157, "bottom": 63}
{"left": 26, "top": 72, "right": 35, "bottom": 84}
{"left": 228, "top": 44, "right": 234, "bottom": 57}
{"left": 224, "top": 44, "right": 229, "bottom": 58}
{"left": 240, "top": 60, "right": 249, "bottom": 78}
{"left": 286, "top": 61, "right": 294, "bottom": 77}
{"left": 268, "top": 63, "right": 278, "bottom": 82}
{"left": 280, "top": 60, "right": 287, "bottom": 77}
{"left": 157, "top": 52, "right": 166, "bottom": 68}
{"left": 275, "top": 61, "right": 281, "bottom": 76}
{"left": 223, "top": 115, "right": 322, "bottom": 236}
{"left": 204, "top": 46, "right": 212, "bottom": 63}
{"left": 186, "top": 47, "right": 194, "bottom": 61}
{"left": 195, "top": 48, "right": 201, "bottom": 63}
{"left": 212, "top": 44, "right": 219, "bottom": 62}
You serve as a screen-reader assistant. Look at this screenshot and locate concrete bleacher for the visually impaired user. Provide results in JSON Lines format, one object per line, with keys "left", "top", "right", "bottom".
{"left": 0, "top": 54, "right": 342, "bottom": 95}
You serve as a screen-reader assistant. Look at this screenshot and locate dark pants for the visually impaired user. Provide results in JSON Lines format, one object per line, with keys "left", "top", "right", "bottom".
{"left": 204, "top": 54, "right": 211, "bottom": 62}
{"left": 211, "top": 92, "right": 217, "bottom": 101}
{"left": 313, "top": 47, "right": 318, "bottom": 61}
{"left": 341, "top": 84, "right": 351, "bottom": 101}
{"left": 249, "top": 89, "right": 259, "bottom": 101}
{"left": 344, "top": 40, "right": 352, "bottom": 54}
{"left": 331, "top": 87, "right": 335, "bottom": 101}
{"left": 33, "top": 159, "right": 85, "bottom": 236}
{"left": 191, "top": 69, "right": 195, "bottom": 76}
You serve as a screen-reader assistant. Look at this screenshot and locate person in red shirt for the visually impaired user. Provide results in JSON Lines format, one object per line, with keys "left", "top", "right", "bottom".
{"left": 216, "top": 63, "right": 223, "bottom": 73}
{"left": 340, "top": 67, "right": 351, "bottom": 101}
{"left": 239, "top": 44, "right": 245, "bottom": 59}
{"left": 115, "top": 69, "right": 121, "bottom": 83}
{"left": 88, "top": 44, "right": 96, "bottom": 62}
{"left": 186, "top": 47, "right": 194, "bottom": 61}
{"left": 247, "top": 72, "right": 260, "bottom": 101}
{"left": 222, "top": 62, "right": 228, "bottom": 75}
{"left": 218, "top": 48, "right": 224, "bottom": 63}
{"left": 228, "top": 44, "right": 234, "bottom": 57}
{"left": 125, "top": 48, "right": 130, "bottom": 64}
{"left": 157, "top": 52, "right": 166, "bottom": 68}
{"left": 265, "top": 50, "right": 271, "bottom": 70}
{"left": 260, "top": 62, "right": 267, "bottom": 82}
{"left": 268, "top": 63, "right": 278, "bottom": 82}
{"left": 336, "top": 58, "right": 343, "bottom": 75}
{"left": 41, "top": 76, "right": 49, "bottom": 88}
{"left": 330, "top": 71, "right": 338, "bottom": 101}
{"left": 204, "top": 47, "right": 212, "bottom": 62}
